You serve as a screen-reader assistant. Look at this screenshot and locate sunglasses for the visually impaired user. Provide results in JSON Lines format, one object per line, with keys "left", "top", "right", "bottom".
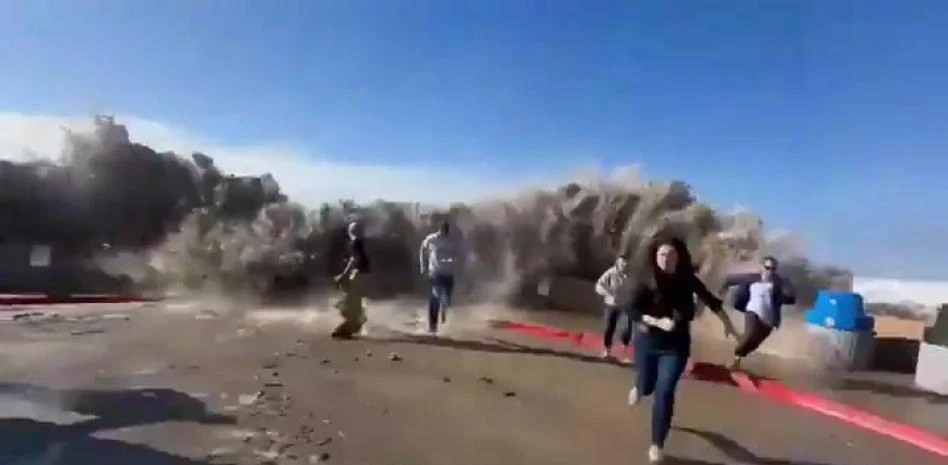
{"left": 763, "top": 265, "right": 776, "bottom": 271}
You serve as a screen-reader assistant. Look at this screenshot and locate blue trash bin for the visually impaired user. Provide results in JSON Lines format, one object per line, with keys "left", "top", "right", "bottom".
{"left": 804, "top": 291, "right": 876, "bottom": 371}
{"left": 804, "top": 291, "right": 874, "bottom": 331}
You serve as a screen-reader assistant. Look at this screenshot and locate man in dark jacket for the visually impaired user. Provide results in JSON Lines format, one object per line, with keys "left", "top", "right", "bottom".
{"left": 331, "top": 220, "right": 371, "bottom": 339}
{"left": 721, "top": 256, "right": 796, "bottom": 370}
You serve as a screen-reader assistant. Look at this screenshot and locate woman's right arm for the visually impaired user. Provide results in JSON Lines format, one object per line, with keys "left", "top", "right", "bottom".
{"left": 630, "top": 283, "right": 675, "bottom": 330}
{"left": 627, "top": 283, "right": 649, "bottom": 323}
{"left": 693, "top": 274, "right": 739, "bottom": 339}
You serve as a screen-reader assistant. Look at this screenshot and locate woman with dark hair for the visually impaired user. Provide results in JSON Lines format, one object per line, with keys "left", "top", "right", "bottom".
{"left": 627, "top": 237, "right": 736, "bottom": 463}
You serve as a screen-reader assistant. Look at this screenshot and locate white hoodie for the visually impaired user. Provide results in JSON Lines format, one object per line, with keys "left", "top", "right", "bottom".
{"left": 595, "top": 265, "right": 633, "bottom": 307}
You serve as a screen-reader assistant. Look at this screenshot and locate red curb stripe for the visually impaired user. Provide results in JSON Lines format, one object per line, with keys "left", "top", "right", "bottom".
{"left": 492, "top": 319, "right": 948, "bottom": 458}
{"left": 747, "top": 375, "right": 948, "bottom": 458}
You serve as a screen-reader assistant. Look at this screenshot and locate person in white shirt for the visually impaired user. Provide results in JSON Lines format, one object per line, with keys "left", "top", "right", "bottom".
{"left": 419, "top": 220, "right": 467, "bottom": 334}
{"left": 594, "top": 254, "right": 635, "bottom": 361}
{"left": 720, "top": 255, "right": 796, "bottom": 370}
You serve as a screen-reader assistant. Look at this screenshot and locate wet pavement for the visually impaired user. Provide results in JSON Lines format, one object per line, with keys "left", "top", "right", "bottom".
{"left": 0, "top": 301, "right": 945, "bottom": 465}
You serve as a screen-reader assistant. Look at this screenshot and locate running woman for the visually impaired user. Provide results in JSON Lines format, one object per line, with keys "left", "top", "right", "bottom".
{"left": 627, "top": 237, "right": 736, "bottom": 463}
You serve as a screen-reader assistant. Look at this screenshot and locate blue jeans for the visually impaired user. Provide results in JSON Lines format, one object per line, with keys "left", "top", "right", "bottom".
{"left": 602, "top": 305, "right": 632, "bottom": 349}
{"left": 634, "top": 330, "right": 690, "bottom": 447}
{"left": 428, "top": 273, "right": 454, "bottom": 332}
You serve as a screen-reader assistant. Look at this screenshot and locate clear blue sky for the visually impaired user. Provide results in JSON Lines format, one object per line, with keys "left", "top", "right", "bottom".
{"left": 1, "top": 1, "right": 946, "bottom": 279}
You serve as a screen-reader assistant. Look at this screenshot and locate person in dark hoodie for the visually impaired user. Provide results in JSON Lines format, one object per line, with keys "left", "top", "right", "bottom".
{"left": 626, "top": 237, "right": 736, "bottom": 463}
{"left": 720, "top": 255, "right": 796, "bottom": 370}
{"left": 331, "top": 220, "right": 371, "bottom": 339}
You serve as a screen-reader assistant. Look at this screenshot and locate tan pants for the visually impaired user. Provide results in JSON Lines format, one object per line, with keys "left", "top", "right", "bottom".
{"left": 332, "top": 270, "right": 367, "bottom": 337}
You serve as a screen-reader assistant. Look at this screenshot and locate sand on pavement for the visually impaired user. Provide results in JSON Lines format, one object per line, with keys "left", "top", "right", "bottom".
{"left": 0, "top": 300, "right": 943, "bottom": 465}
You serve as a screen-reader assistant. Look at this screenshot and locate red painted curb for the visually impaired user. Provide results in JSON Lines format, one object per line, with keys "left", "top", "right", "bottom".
{"left": 491, "top": 319, "right": 948, "bottom": 458}
{"left": 0, "top": 294, "right": 158, "bottom": 308}
{"left": 738, "top": 373, "right": 948, "bottom": 459}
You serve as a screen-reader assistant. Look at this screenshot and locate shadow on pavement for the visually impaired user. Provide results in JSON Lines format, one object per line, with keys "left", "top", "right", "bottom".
{"left": 0, "top": 383, "right": 235, "bottom": 465}
{"left": 669, "top": 427, "right": 831, "bottom": 465}
{"left": 368, "top": 333, "right": 624, "bottom": 366}
{"left": 375, "top": 332, "right": 947, "bottom": 409}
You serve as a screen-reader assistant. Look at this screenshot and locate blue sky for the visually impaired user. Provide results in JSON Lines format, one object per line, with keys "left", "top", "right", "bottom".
{"left": 0, "top": 1, "right": 946, "bottom": 279}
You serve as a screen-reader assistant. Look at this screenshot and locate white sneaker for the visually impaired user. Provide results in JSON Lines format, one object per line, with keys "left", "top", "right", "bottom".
{"left": 600, "top": 349, "right": 611, "bottom": 359}
{"left": 647, "top": 445, "right": 664, "bottom": 463}
{"left": 627, "top": 387, "right": 640, "bottom": 406}
{"left": 620, "top": 345, "right": 633, "bottom": 364}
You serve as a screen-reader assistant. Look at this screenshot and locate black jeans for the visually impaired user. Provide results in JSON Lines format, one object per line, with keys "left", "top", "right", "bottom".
{"left": 602, "top": 305, "right": 632, "bottom": 349}
{"left": 634, "top": 330, "right": 690, "bottom": 448}
{"left": 734, "top": 312, "right": 773, "bottom": 357}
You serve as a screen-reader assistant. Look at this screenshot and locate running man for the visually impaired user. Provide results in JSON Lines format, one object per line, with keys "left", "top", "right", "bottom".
{"left": 419, "top": 220, "right": 466, "bottom": 334}
{"left": 721, "top": 255, "right": 796, "bottom": 370}
{"left": 331, "top": 221, "right": 371, "bottom": 339}
{"left": 594, "top": 254, "right": 634, "bottom": 362}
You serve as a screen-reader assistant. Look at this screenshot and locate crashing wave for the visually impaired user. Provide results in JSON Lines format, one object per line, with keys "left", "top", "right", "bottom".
{"left": 0, "top": 116, "right": 850, "bottom": 307}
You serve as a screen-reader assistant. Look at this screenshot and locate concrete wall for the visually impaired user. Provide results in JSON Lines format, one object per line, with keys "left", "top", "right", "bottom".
{"left": 0, "top": 241, "right": 128, "bottom": 294}
{"left": 915, "top": 343, "right": 948, "bottom": 395}
{"left": 0, "top": 242, "right": 62, "bottom": 292}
